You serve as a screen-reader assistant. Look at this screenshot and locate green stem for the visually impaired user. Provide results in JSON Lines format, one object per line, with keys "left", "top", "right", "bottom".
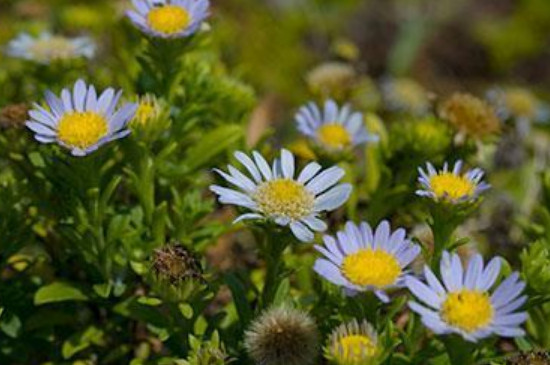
{"left": 430, "top": 206, "right": 459, "bottom": 271}
{"left": 443, "top": 336, "right": 475, "bottom": 365}
{"left": 260, "top": 229, "right": 290, "bottom": 308}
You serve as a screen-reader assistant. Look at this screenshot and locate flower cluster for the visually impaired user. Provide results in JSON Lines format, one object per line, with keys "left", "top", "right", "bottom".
{"left": 1, "top": 1, "right": 544, "bottom": 365}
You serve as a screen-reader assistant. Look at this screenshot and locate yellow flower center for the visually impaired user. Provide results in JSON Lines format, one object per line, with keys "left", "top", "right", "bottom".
{"left": 341, "top": 249, "right": 402, "bottom": 288}
{"left": 57, "top": 111, "right": 108, "bottom": 149}
{"left": 29, "top": 37, "right": 77, "bottom": 62}
{"left": 429, "top": 173, "right": 475, "bottom": 201}
{"left": 147, "top": 5, "right": 191, "bottom": 35}
{"left": 253, "top": 179, "right": 314, "bottom": 220}
{"left": 317, "top": 124, "right": 352, "bottom": 149}
{"left": 441, "top": 290, "right": 494, "bottom": 333}
{"left": 134, "top": 101, "right": 156, "bottom": 126}
{"left": 505, "top": 89, "right": 536, "bottom": 119}
{"left": 334, "top": 335, "right": 377, "bottom": 363}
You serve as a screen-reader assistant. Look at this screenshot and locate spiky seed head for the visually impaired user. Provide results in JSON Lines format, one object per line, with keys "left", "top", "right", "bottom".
{"left": 152, "top": 243, "right": 203, "bottom": 284}
{"left": 244, "top": 306, "right": 319, "bottom": 365}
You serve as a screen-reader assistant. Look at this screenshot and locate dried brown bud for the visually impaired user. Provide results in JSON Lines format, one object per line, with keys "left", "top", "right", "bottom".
{"left": 507, "top": 350, "right": 550, "bottom": 365}
{"left": 0, "top": 103, "right": 29, "bottom": 129}
{"left": 152, "top": 243, "right": 203, "bottom": 284}
{"left": 439, "top": 93, "right": 500, "bottom": 139}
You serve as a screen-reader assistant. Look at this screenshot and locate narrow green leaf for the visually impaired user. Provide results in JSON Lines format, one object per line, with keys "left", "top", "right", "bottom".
{"left": 34, "top": 282, "right": 89, "bottom": 305}
{"left": 272, "top": 278, "right": 290, "bottom": 307}
{"left": 184, "top": 124, "right": 243, "bottom": 171}
{"left": 137, "top": 296, "right": 162, "bottom": 306}
{"left": 225, "top": 273, "right": 252, "bottom": 326}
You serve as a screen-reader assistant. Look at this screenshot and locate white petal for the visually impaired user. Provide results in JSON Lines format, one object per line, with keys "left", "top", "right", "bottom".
{"left": 253, "top": 151, "right": 272, "bottom": 180}
{"left": 297, "top": 161, "right": 322, "bottom": 184}
{"left": 306, "top": 166, "right": 345, "bottom": 194}
{"left": 280, "top": 149, "right": 295, "bottom": 179}
{"left": 313, "top": 184, "right": 352, "bottom": 211}
{"left": 302, "top": 215, "right": 327, "bottom": 232}
{"left": 233, "top": 213, "right": 263, "bottom": 223}
{"left": 235, "top": 151, "right": 262, "bottom": 183}
{"left": 290, "top": 221, "right": 314, "bottom": 242}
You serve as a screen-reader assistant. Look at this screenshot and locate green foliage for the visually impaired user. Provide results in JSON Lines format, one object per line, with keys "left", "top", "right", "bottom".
{"left": 1, "top": 0, "right": 550, "bottom": 364}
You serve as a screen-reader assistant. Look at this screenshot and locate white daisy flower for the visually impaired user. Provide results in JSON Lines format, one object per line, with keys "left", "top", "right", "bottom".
{"left": 295, "top": 99, "right": 377, "bottom": 150}
{"left": 416, "top": 160, "right": 490, "bottom": 204}
{"left": 209, "top": 149, "right": 352, "bottom": 242}
{"left": 26, "top": 79, "right": 137, "bottom": 156}
{"left": 126, "top": 0, "right": 210, "bottom": 39}
{"left": 406, "top": 251, "right": 528, "bottom": 342}
{"left": 314, "top": 220, "right": 420, "bottom": 302}
{"left": 6, "top": 32, "right": 95, "bottom": 64}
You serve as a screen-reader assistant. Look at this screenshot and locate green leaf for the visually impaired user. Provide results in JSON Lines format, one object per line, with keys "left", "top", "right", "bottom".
{"left": 178, "top": 303, "right": 193, "bottom": 319}
{"left": 184, "top": 124, "right": 244, "bottom": 171}
{"left": 93, "top": 282, "right": 113, "bottom": 298}
{"left": 225, "top": 273, "right": 252, "bottom": 326}
{"left": 0, "top": 312, "right": 21, "bottom": 338}
{"left": 62, "top": 326, "right": 105, "bottom": 359}
{"left": 34, "top": 282, "right": 89, "bottom": 305}
{"left": 137, "top": 296, "right": 162, "bottom": 306}
{"left": 514, "top": 336, "right": 533, "bottom": 351}
{"left": 272, "top": 278, "right": 290, "bottom": 307}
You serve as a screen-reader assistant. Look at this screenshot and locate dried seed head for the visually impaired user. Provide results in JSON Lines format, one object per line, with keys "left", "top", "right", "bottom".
{"left": 439, "top": 93, "right": 500, "bottom": 138}
{"left": 507, "top": 350, "right": 550, "bottom": 365}
{"left": 244, "top": 306, "right": 319, "bottom": 365}
{"left": 0, "top": 103, "right": 29, "bottom": 129}
{"left": 152, "top": 243, "right": 203, "bottom": 284}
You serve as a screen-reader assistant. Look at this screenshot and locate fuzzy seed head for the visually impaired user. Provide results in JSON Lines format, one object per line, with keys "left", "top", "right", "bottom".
{"left": 244, "top": 306, "right": 319, "bottom": 365}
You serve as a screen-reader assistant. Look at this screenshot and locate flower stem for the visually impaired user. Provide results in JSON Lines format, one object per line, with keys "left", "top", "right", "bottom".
{"left": 443, "top": 336, "right": 475, "bottom": 365}
{"left": 429, "top": 205, "right": 459, "bottom": 270}
{"left": 260, "top": 228, "right": 290, "bottom": 308}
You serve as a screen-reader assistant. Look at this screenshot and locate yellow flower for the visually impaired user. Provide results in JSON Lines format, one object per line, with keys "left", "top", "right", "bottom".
{"left": 326, "top": 319, "right": 380, "bottom": 365}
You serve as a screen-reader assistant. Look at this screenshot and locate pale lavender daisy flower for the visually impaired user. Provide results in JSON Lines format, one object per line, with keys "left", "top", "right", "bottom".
{"left": 6, "top": 32, "right": 95, "bottom": 64}
{"left": 209, "top": 149, "right": 352, "bottom": 242}
{"left": 126, "top": 0, "right": 210, "bottom": 39}
{"left": 406, "top": 251, "right": 528, "bottom": 342}
{"left": 26, "top": 79, "right": 137, "bottom": 156}
{"left": 416, "top": 160, "right": 490, "bottom": 204}
{"left": 295, "top": 99, "right": 378, "bottom": 151}
{"left": 313, "top": 220, "right": 421, "bottom": 302}
{"left": 487, "top": 87, "right": 549, "bottom": 125}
